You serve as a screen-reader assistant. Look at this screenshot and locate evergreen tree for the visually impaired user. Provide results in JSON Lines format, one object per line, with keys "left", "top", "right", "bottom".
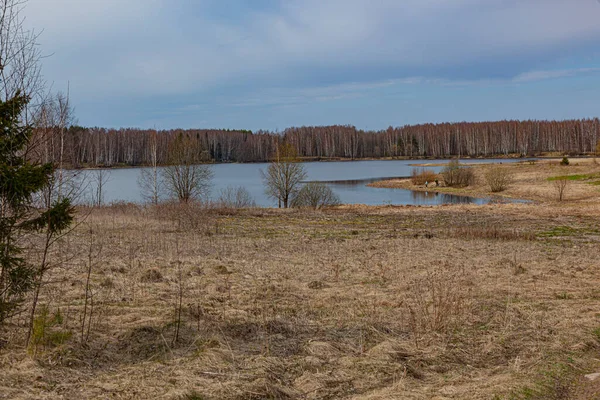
{"left": 0, "top": 92, "right": 74, "bottom": 324}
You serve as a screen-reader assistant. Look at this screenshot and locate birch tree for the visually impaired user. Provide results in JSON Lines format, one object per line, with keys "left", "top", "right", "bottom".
{"left": 261, "top": 143, "right": 307, "bottom": 208}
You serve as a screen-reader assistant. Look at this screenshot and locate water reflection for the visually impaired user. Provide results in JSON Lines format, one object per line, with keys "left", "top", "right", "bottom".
{"left": 411, "top": 190, "right": 479, "bottom": 205}
{"left": 309, "top": 176, "right": 406, "bottom": 186}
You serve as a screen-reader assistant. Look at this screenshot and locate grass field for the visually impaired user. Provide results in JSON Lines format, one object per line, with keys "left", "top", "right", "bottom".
{"left": 2, "top": 159, "right": 600, "bottom": 399}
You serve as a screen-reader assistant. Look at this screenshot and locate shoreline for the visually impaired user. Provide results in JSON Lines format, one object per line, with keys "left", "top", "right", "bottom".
{"left": 61, "top": 154, "right": 597, "bottom": 171}
{"left": 369, "top": 158, "right": 600, "bottom": 204}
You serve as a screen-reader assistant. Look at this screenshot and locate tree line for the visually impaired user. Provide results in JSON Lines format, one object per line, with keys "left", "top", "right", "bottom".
{"left": 33, "top": 119, "right": 600, "bottom": 167}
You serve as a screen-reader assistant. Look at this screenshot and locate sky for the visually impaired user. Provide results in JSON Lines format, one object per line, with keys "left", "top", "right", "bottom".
{"left": 23, "top": 0, "right": 600, "bottom": 131}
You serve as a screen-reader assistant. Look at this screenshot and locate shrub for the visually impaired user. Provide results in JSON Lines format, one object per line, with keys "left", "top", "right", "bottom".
{"left": 217, "top": 186, "right": 256, "bottom": 208}
{"left": 291, "top": 182, "right": 341, "bottom": 209}
{"left": 560, "top": 156, "right": 569, "bottom": 166}
{"left": 411, "top": 168, "right": 438, "bottom": 185}
{"left": 553, "top": 178, "right": 570, "bottom": 201}
{"left": 485, "top": 166, "right": 513, "bottom": 192}
{"left": 441, "top": 160, "right": 475, "bottom": 187}
{"left": 406, "top": 265, "right": 472, "bottom": 334}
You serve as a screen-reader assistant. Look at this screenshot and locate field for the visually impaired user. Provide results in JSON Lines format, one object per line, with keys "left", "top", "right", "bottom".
{"left": 2, "top": 160, "right": 600, "bottom": 399}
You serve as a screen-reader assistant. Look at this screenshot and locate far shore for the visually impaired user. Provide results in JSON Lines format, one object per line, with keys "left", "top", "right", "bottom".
{"left": 61, "top": 153, "right": 598, "bottom": 170}
{"left": 369, "top": 157, "right": 600, "bottom": 204}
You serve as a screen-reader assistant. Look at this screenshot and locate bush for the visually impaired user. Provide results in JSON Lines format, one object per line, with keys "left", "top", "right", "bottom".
{"left": 553, "top": 178, "right": 570, "bottom": 201}
{"left": 217, "top": 186, "right": 256, "bottom": 208}
{"left": 560, "top": 156, "right": 569, "bottom": 166}
{"left": 405, "top": 265, "right": 472, "bottom": 334}
{"left": 291, "top": 182, "right": 341, "bottom": 209}
{"left": 441, "top": 160, "right": 475, "bottom": 187}
{"left": 411, "top": 168, "right": 438, "bottom": 185}
{"left": 485, "top": 166, "right": 513, "bottom": 192}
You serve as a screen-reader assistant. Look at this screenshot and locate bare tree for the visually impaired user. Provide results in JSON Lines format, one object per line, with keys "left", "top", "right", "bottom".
{"left": 162, "top": 135, "right": 213, "bottom": 203}
{"left": 261, "top": 143, "right": 307, "bottom": 208}
{"left": 0, "top": 0, "right": 45, "bottom": 121}
{"left": 92, "top": 169, "right": 110, "bottom": 206}
{"left": 137, "top": 130, "right": 163, "bottom": 204}
{"left": 552, "top": 178, "right": 570, "bottom": 201}
{"left": 291, "top": 182, "right": 340, "bottom": 209}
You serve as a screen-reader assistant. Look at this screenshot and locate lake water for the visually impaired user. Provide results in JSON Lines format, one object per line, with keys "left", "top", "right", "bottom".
{"left": 77, "top": 159, "right": 530, "bottom": 207}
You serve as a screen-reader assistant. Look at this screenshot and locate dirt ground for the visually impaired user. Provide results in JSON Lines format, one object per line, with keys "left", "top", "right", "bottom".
{"left": 1, "top": 159, "right": 600, "bottom": 399}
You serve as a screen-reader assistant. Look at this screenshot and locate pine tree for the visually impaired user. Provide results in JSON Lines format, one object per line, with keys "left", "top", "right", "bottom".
{"left": 0, "top": 91, "right": 74, "bottom": 324}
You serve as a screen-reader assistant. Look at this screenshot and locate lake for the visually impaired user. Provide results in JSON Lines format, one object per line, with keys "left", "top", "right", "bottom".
{"left": 76, "top": 159, "right": 530, "bottom": 207}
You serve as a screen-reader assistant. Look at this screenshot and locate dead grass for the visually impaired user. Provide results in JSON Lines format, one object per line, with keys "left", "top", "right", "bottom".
{"left": 1, "top": 202, "right": 600, "bottom": 399}
{"left": 372, "top": 157, "right": 600, "bottom": 204}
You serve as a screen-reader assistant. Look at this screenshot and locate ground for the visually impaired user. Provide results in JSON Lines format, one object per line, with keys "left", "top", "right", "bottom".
{"left": 371, "top": 157, "right": 600, "bottom": 204}
{"left": 1, "top": 159, "right": 600, "bottom": 399}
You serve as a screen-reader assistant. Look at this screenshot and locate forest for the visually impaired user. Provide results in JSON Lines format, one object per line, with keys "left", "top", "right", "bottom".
{"left": 36, "top": 119, "right": 600, "bottom": 167}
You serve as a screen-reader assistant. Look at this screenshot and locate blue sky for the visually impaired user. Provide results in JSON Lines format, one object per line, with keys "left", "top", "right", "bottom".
{"left": 25, "top": 0, "right": 600, "bottom": 131}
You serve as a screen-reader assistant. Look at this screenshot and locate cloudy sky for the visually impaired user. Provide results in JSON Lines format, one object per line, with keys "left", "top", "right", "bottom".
{"left": 24, "top": 0, "right": 600, "bottom": 130}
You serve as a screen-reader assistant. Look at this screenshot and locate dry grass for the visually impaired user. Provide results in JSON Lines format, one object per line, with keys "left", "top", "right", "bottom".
{"left": 1, "top": 201, "right": 600, "bottom": 399}
{"left": 372, "top": 157, "right": 600, "bottom": 205}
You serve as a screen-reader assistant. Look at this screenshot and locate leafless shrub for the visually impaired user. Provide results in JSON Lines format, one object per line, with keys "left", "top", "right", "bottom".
{"left": 291, "top": 182, "right": 340, "bottom": 209}
{"left": 411, "top": 168, "right": 438, "bottom": 185}
{"left": 406, "top": 265, "right": 473, "bottom": 335}
{"left": 485, "top": 166, "right": 514, "bottom": 192}
{"left": 552, "top": 178, "right": 570, "bottom": 201}
{"left": 217, "top": 186, "right": 256, "bottom": 209}
{"left": 441, "top": 160, "right": 474, "bottom": 187}
{"left": 138, "top": 168, "right": 164, "bottom": 205}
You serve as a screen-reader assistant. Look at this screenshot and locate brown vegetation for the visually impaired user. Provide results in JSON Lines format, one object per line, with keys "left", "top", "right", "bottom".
{"left": 2, "top": 200, "right": 600, "bottom": 399}
{"left": 441, "top": 160, "right": 475, "bottom": 187}
{"left": 410, "top": 168, "right": 438, "bottom": 185}
{"left": 553, "top": 178, "right": 571, "bottom": 201}
{"left": 371, "top": 158, "right": 600, "bottom": 204}
{"left": 485, "top": 166, "right": 514, "bottom": 192}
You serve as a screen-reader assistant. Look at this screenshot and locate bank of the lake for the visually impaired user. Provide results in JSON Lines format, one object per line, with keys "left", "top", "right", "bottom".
{"left": 372, "top": 158, "right": 600, "bottom": 204}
